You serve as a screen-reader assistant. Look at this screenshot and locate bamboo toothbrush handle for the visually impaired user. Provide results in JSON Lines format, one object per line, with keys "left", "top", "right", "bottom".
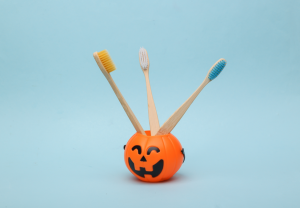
{"left": 106, "top": 74, "right": 146, "bottom": 135}
{"left": 144, "top": 72, "right": 160, "bottom": 135}
{"left": 154, "top": 78, "right": 210, "bottom": 136}
{"left": 94, "top": 53, "right": 146, "bottom": 135}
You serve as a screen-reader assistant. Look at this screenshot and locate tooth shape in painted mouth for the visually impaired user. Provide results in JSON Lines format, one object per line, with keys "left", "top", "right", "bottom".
{"left": 128, "top": 157, "right": 164, "bottom": 178}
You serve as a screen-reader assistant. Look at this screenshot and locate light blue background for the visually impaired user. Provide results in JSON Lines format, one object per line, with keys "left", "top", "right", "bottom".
{"left": 0, "top": 0, "right": 299, "bottom": 207}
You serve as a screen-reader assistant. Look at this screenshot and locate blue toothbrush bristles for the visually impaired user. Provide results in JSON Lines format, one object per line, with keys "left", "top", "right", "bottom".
{"left": 208, "top": 59, "right": 226, "bottom": 81}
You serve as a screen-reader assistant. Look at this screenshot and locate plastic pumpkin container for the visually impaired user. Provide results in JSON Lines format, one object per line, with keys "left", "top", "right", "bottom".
{"left": 124, "top": 131, "right": 184, "bottom": 182}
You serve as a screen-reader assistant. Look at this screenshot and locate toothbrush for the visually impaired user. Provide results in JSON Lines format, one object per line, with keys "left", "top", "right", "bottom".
{"left": 93, "top": 50, "right": 146, "bottom": 135}
{"left": 139, "top": 47, "right": 160, "bottom": 135}
{"left": 154, "top": 58, "right": 227, "bottom": 136}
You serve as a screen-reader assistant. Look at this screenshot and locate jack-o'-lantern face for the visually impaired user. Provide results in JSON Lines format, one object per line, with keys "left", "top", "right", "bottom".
{"left": 128, "top": 145, "right": 164, "bottom": 178}
{"left": 124, "top": 131, "right": 184, "bottom": 182}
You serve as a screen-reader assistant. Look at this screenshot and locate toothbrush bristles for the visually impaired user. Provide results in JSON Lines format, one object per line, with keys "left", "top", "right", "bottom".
{"left": 208, "top": 59, "right": 226, "bottom": 81}
{"left": 139, "top": 47, "right": 148, "bottom": 70}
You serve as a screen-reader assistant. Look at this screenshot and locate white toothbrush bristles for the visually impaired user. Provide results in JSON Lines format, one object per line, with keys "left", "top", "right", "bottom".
{"left": 139, "top": 47, "right": 148, "bottom": 70}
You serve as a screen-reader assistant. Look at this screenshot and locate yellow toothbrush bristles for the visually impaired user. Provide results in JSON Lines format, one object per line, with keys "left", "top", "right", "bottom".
{"left": 97, "top": 49, "right": 116, "bottom": 73}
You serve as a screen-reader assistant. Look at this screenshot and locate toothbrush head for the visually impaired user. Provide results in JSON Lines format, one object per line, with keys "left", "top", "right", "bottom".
{"left": 97, "top": 49, "right": 116, "bottom": 73}
{"left": 208, "top": 58, "right": 227, "bottom": 81}
{"left": 139, "top": 47, "right": 149, "bottom": 70}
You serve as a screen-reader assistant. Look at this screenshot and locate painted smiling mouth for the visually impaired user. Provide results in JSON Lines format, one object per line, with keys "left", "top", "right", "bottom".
{"left": 128, "top": 157, "right": 164, "bottom": 178}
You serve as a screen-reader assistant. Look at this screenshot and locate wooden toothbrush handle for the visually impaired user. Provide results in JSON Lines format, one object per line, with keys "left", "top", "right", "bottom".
{"left": 106, "top": 74, "right": 146, "bottom": 135}
{"left": 144, "top": 73, "right": 160, "bottom": 135}
{"left": 154, "top": 78, "right": 210, "bottom": 136}
{"left": 93, "top": 53, "right": 146, "bottom": 135}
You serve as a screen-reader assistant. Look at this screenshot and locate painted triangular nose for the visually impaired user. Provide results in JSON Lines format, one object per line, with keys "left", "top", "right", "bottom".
{"left": 140, "top": 156, "right": 147, "bottom": 162}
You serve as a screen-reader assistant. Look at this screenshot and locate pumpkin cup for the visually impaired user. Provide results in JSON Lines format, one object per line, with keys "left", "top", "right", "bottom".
{"left": 124, "top": 131, "right": 184, "bottom": 182}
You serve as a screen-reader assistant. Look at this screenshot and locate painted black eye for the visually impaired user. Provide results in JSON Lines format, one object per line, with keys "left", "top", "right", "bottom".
{"left": 132, "top": 145, "right": 142, "bottom": 154}
{"left": 147, "top": 147, "right": 160, "bottom": 155}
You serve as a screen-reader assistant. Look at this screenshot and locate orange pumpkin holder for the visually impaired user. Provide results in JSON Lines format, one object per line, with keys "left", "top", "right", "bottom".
{"left": 124, "top": 131, "right": 185, "bottom": 182}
